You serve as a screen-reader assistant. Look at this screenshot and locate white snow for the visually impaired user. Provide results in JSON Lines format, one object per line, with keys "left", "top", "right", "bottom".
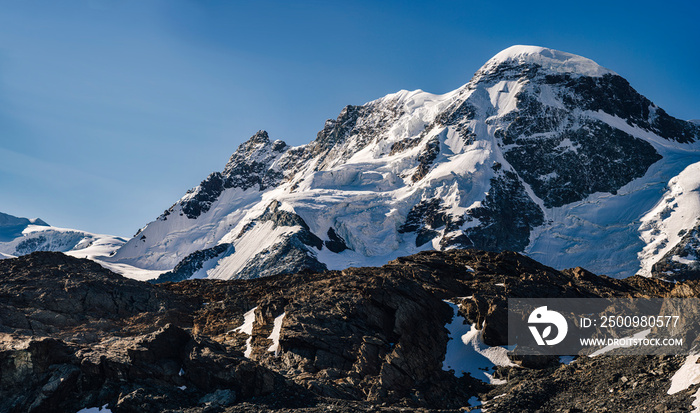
{"left": 0, "top": 252, "right": 15, "bottom": 260}
{"left": 668, "top": 354, "right": 700, "bottom": 395}
{"left": 673, "top": 254, "right": 699, "bottom": 265}
{"left": 484, "top": 45, "right": 616, "bottom": 78}
{"left": 90, "top": 261, "right": 164, "bottom": 281}
{"left": 243, "top": 337, "right": 253, "bottom": 358}
{"left": 267, "top": 312, "right": 285, "bottom": 356}
{"left": 638, "top": 161, "right": 700, "bottom": 277}
{"left": 0, "top": 221, "right": 161, "bottom": 280}
{"left": 554, "top": 138, "right": 578, "bottom": 153}
{"left": 233, "top": 306, "right": 258, "bottom": 335}
{"left": 442, "top": 301, "right": 515, "bottom": 384}
{"left": 210, "top": 222, "right": 301, "bottom": 279}
{"left": 526, "top": 147, "right": 700, "bottom": 278}
{"left": 231, "top": 306, "right": 258, "bottom": 358}
{"left": 487, "top": 80, "right": 524, "bottom": 114}
{"left": 0, "top": 224, "right": 124, "bottom": 259}
{"left": 107, "top": 186, "right": 266, "bottom": 271}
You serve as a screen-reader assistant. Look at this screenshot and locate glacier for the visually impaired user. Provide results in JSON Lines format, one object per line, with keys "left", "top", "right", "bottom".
{"left": 98, "top": 45, "right": 700, "bottom": 280}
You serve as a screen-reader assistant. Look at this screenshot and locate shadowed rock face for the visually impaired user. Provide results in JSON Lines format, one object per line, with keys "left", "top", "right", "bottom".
{"left": 2, "top": 250, "right": 700, "bottom": 412}
{"left": 152, "top": 243, "right": 234, "bottom": 284}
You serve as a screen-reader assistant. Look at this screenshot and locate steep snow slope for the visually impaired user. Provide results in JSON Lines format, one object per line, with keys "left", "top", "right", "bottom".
{"left": 638, "top": 162, "right": 700, "bottom": 280}
{"left": 109, "top": 45, "right": 700, "bottom": 281}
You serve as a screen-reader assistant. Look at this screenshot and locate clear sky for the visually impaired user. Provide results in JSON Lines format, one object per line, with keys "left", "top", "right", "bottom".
{"left": 1, "top": 0, "right": 698, "bottom": 237}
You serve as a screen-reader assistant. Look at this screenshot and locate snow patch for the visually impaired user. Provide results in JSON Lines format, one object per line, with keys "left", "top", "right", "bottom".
{"left": 668, "top": 354, "right": 700, "bottom": 395}
{"left": 442, "top": 301, "right": 515, "bottom": 384}
{"left": 233, "top": 306, "right": 258, "bottom": 336}
{"left": 267, "top": 312, "right": 285, "bottom": 356}
{"left": 231, "top": 306, "right": 258, "bottom": 358}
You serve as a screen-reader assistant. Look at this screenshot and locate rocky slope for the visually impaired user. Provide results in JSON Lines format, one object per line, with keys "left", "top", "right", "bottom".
{"left": 3, "top": 250, "right": 700, "bottom": 412}
{"left": 106, "top": 45, "right": 700, "bottom": 281}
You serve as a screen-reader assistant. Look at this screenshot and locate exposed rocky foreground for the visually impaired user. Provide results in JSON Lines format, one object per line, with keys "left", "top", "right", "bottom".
{"left": 2, "top": 251, "right": 700, "bottom": 412}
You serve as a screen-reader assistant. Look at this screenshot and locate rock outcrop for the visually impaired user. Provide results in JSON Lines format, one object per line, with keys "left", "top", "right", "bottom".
{"left": 3, "top": 250, "right": 700, "bottom": 412}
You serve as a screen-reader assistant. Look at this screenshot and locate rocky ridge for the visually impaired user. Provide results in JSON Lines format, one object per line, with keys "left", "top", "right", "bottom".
{"left": 3, "top": 250, "right": 700, "bottom": 412}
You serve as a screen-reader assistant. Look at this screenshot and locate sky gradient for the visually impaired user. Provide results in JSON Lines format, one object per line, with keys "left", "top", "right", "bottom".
{"left": 1, "top": 0, "right": 699, "bottom": 236}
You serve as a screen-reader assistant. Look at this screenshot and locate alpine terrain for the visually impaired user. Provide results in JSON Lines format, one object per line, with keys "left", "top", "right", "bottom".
{"left": 4, "top": 249, "right": 700, "bottom": 412}
{"left": 85, "top": 46, "right": 700, "bottom": 281}
{"left": 0, "top": 212, "right": 125, "bottom": 263}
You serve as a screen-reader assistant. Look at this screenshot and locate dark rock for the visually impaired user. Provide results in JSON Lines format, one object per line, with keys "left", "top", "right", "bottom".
{"left": 199, "top": 389, "right": 237, "bottom": 407}
{"left": 411, "top": 135, "right": 440, "bottom": 182}
{"left": 153, "top": 243, "right": 234, "bottom": 283}
{"left": 325, "top": 227, "right": 349, "bottom": 253}
{"left": 176, "top": 131, "right": 289, "bottom": 220}
{"left": 180, "top": 172, "right": 227, "bottom": 219}
{"left": 229, "top": 201, "right": 327, "bottom": 279}
{"left": 2, "top": 249, "right": 699, "bottom": 412}
{"left": 502, "top": 116, "right": 662, "bottom": 207}
{"left": 464, "top": 170, "right": 545, "bottom": 251}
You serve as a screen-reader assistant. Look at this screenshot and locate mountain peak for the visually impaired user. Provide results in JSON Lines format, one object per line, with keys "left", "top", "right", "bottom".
{"left": 108, "top": 45, "right": 700, "bottom": 282}
{"left": 247, "top": 130, "right": 270, "bottom": 144}
{"left": 482, "top": 45, "right": 615, "bottom": 78}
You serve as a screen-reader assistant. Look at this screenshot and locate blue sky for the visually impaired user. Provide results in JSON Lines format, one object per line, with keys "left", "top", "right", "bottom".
{"left": 1, "top": 0, "right": 698, "bottom": 236}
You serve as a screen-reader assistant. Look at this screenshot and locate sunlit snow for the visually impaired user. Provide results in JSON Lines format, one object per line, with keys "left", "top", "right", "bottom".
{"left": 442, "top": 301, "right": 515, "bottom": 384}
{"left": 267, "top": 312, "right": 285, "bottom": 357}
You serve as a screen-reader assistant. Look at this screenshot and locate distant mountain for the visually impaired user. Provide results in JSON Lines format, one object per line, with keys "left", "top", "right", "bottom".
{"left": 0, "top": 211, "right": 124, "bottom": 260}
{"left": 0, "top": 211, "right": 49, "bottom": 242}
{"left": 107, "top": 45, "right": 700, "bottom": 281}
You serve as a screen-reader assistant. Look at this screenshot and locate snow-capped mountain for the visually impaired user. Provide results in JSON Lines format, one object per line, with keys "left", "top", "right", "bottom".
{"left": 0, "top": 211, "right": 50, "bottom": 241}
{"left": 0, "top": 212, "right": 126, "bottom": 260}
{"left": 0, "top": 211, "right": 165, "bottom": 280}
{"left": 107, "top": 45, "right": 700, "bottom": 281}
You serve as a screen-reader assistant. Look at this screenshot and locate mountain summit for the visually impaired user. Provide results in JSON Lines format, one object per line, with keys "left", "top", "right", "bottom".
{"left": 107, "top": 46, "right": 700, "bottom": 281}
{"left": 482, "top": 45, "right": 616, "bottom": 78}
